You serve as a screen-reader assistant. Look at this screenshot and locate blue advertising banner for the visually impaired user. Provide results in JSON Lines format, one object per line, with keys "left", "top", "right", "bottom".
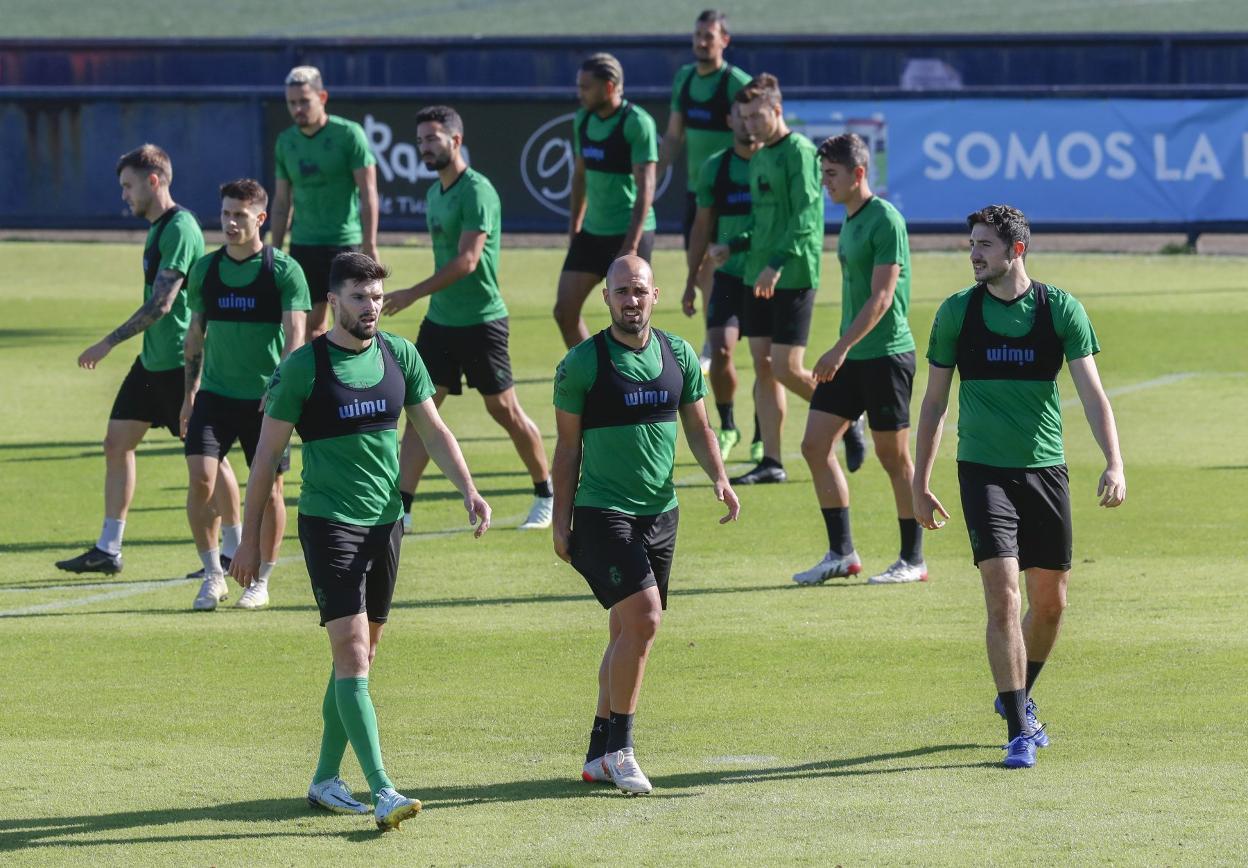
{"left": 784, "top": 99, "right": 1248, "bottom": 226}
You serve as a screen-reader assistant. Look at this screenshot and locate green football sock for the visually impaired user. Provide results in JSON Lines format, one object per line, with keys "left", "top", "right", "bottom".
{"left": 334, "top": 675, "right": 394, "bottom": 799}
{"left": 312, "top": 668, "right": 349, "bottom": 785}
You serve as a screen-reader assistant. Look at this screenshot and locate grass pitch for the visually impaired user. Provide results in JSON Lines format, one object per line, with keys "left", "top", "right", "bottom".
{"left": 0, "top": 241, "right": 1245, "bottom": 864}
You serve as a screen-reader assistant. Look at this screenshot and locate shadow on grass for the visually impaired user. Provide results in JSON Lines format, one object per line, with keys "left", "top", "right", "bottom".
{"left": 0, "top": 743, "right": 995, "bottom": 851}
{"left": 0, "top": 537, "right": 195, "bottom": 554}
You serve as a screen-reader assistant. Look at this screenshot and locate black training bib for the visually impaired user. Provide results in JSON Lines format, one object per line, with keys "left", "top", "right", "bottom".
{"left": 201, "top": 246, "right": 283, "bottom": 324}
{"left": 143, "top": 205, "right": 188, "bottom": 286}
{"left": 955, "top": 283, "right": 1065, "bottom": 382}
{"left": 579, "top": 102, "right": 635, "bottom": 176}
{"left": 678, "top": 64, "right": 735, "bottom": 132}
{"left": 581, "top": 329, "right": 684, "bottom": 430}
{"left": 295, "top": 334, "right": 406, "bottom": 443}
{"left": 712, "top": 150, "right": 751, "bottom": 217}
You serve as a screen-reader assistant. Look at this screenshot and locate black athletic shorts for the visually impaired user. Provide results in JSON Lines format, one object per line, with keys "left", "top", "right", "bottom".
{"left": 416, "top": 317, "right": 514, "bottom": 396}
{"left": 957, "top": 461, "right": 1073, "bottom": 572}
{"left": 561, "top": 230, "right": 655, "bottom": 279}
{"left": 570, "top": 506, "right": 679, "bottom": 610}
{"left": 740, "top": 287, "right": 816, "bottom": 346}
{"left": 290, "top": 244, "right": 360, "bottom": 305}
{"left": 184, "top": 389, "right": 291, "bottom": 472}
{"left": 682, "top": 191, "right": 698, "bottom": 248}
{"left": 110, "top": 356, "right": 183, "bottom": 438}
{"left": 299, "top": 513, "right": 403, "bottom": 626}
{"left": 810, "top": 351, "right": 916, "bottom": 431}
{"left": 705, "top": 271, "right": 745, "bottom": 330}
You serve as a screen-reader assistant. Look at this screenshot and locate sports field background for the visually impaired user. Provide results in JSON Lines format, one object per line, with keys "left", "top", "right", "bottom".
{"left": 0, "top": 0, "right": 1245, "bottom": 37}
{"left": 0, "top": 241, "right": 1244, "bottom": 863}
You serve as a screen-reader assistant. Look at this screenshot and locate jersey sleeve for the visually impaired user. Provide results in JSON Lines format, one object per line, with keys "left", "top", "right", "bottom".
{"left": 347, "top": 121, "right": 377, "bottom": 171}
{"left": 185, "top": 254, "right": 210, "bottom": 313}
{"left": 870, "top": 207, "right": 909, "bottom": 267}
{"left": 273, "top": 134, "right": 290, "bottom": 182}
{"left": 553, "top": 343, "right": 595, "bottom": 415}
{"left": 387, "top": 334, "right": 435, "bottom": 406}
{"left": 159, "top": 214, "right": 204, "bottom": 277}
{"left": 1054, "top": 293, "right": 1100, "bottom": 361}
{"left": 462, "top": 178, "right": 498, "bottom": 234}
{"left": 627, "top": 109, "right": 659, "bottom": 165}
{"left": 670, "top": 66, "right": 689, "bottom": 112}
{"left": 571, "top": 109, "right": 586, "bottom": 158}
{"left": 726, "top": 65, "right": 753, "bottom": 98}
{"left": 926, "top": 294, "right": 966, "bottom": 368}
{"left": 264, "top": 348, "right": 313, "bottom": 423}
{"left": 673, "top": 336, "right": 708, "bottom": 404}
{"left": 695, "top": 152, "right": 721, "bottom": 209}
{"left": 277, "top": 256, "right": 312, "bottom": 312}
{"left": 765, "top": 141, "right": 823, "bottom": 270}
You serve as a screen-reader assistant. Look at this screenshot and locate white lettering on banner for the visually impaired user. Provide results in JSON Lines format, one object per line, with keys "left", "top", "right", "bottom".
{"left": 956, "top": 132, "right": 1001, "bottom": 180}
{"left": 1105, "top": 133, "right": 1136, "bottom": 180}
{"left": 1154, "top": 133, "right": 1223, "bottom": 181}
{"left": 1006, "top": 133, "right": 1054, "bottom": 180}
{"left": 363, "top": 114, "right": 470, "bottom": 185}
{"left": 1056, "top": 131, "right": 1101, "bottom": 180}
{"left": 924, "top": 130, "right": 1179, "bottom": 182}
{"left": 1155, "top": 135, "right": 1182, "bottom": 181}
{"left": 922, "top": 132, "right": 954, "bottom": 180}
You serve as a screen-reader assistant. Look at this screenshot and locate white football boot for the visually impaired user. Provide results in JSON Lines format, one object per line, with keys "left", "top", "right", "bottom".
{"left": 374, "top": 787, "right": 422, "bottom": 831}
{"left": 235, "top": 578, "right": 270, "bottom": 609}
{"left": 192, "top": 572, "right": 229, "bottom": 610}
{"left": 307, "top": 776, "right": 369, "bottom": 814}
{"left": 604, "top": 747, "right": 653, "bottom": 795}
{"left": 581, "top": 756, "right": 612, "bottom": 783}
{"left": 868, "top": 559, "right": 929, "bottom": 584}
{"left": 519, "top": 495, "right": 554, "bottom": 530}
{"left": 792, "top": 551, "right": 862, "bottom": 585}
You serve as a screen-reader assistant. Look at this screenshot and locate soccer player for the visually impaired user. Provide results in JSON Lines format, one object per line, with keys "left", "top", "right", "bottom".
{"left": 709, "top": 74, "right": 822, "bottom": 485}
{"left": 681, "top": 101, "right": 760, "bottom": 461}
{"left": 658, "top": 9, "right": 752, "bottom": 308}
{"left": 553, "top": 255, "right": 740, "bottom": 795}
{"left": 380, "top": 105, "right": 553, "bottom": 531}
{"left": 911, "top": 205, "right": 1126, "bottom": 769}
{"left": 57, "top": 144, "right": 239, "bottom": 576}
{"left": 271, "top": 65, "right": 378, "bottom": 339}
{"left": 793, "top": 134, "right": 926, "bottom": 586}
{"left": 230, "top": 252, "right": 491, "bottom": 829}
{"left": 553, "top": 53, "right": 658, "bottom": 349}
{"left": 182, "top": 179, "right": 310, "bottom": 611}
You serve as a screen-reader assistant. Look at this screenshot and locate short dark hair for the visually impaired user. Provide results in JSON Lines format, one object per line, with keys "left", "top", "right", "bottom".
{"left": 696, "top": 9, "right": 729, "bottom": 33}
{"left": 581, "top": 52, "right": 624, "bottom": 88}
{"left": 735, "top": 73, "right": 781, "bottom": 107}
{"left": 219, "top": 178, "right": 268, "bottom": 210}
{"left": 414, "top": 105, "right": 464, "bottom": 138}
{"left": 817, "top": 133, "right": 870, "bottom": 170}
{"left": 116, "top": 144, "right": 172, "bottom": 184}
{"left": 967, "top": 204, "right": 1031, "bottom": 254}
{"left": 329, "top": 252, "right": 389, "bottom": 293}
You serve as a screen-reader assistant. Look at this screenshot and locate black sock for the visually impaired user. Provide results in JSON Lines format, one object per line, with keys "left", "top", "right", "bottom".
{"left": 1025, "top": 660, "right": 1045, "bottom": 695}
{"left": 717, "top": 402, "right": 736, "bottom": 431}
{"left": 606, "top": 711, "right": 635, "bottom": 753}
{"left": 586, "top": 715, "right": 610, "bottom": 762}
{"left": 821, "top": 507, "right": 853, "bottom": 557}
{"left": 899, "top": 518, "right": 923, "bottom": 564}
{"left": 534, "top": 478, "right": 553, "bottom": 498}
{"left": 999, "top": 689, "right": 1028, "bottom": 740}
{"left": 752, "top": 413, "right": 761, "bottom": 444}
{"left": 400, "top": 490, "right": 414, "bottom": 513}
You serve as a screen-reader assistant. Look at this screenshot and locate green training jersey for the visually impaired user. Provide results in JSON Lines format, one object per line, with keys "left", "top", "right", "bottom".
{"left": 835, "top": 196, "right": 915, "bottom": 360}
{"left": 669, "top": 62, "right": 753, "bottom": 191}
{"left": 573, "top": 103, "right": 658, "bottom": 236}
{"left": 732, "top": 132, "right": 823, "bottom": 290}
{"left": 187, "top": 247, "right": 312, "bottom": 400}
{"left": 425, "top": 167, "right": 507, "bottom": 327}
{"left": 554, "top": 329, "right": 705, "bottom": 515}
{"left": 927, "top": 284, "right": 1099, "bottom": 469}
{"left": 141, "top": 208, "right": 204, "bottom": 372}
{"left": 266, "top": 332, "right": 435, "bottom": 525}
{"left": 274, "top": 115, "right": 376, "bottom": 246}
{"left": 695, "top": 148, "right": 752, "bottom": 279}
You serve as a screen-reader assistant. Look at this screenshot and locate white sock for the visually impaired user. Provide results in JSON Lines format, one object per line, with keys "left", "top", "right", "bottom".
{"left": 257, "top": 561, "right": 276, "bottom": 582}
{"left": 199, "top": 548, "right": 222, "bottom": 575}
{"left": 221, "top": 524, "right": 243, "bottom": 559}
{"left": 97, "top": 518, "right": 125, "bottom": 556}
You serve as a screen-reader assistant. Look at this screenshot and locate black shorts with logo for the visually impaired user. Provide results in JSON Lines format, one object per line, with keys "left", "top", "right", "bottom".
{"left": 957, "top": 461, "right": 1073, "bottom": 572}
{"left": 682, "top": 191, "right": 698, "bottom": 248}
{"left": 299, "top": 513, "right": 403, "bottom": 627}
{"left": 810, "top": 351, "right": 916, "bottom": 431}
{"left": 706, "top": 271, "right": 745, "bottom": 330}
{"left": 290, "top": 243, "right": 360, "bottom": 305}
{"left": 110, "top": 356, "right": 183, "bottom": 438}
{"left": 561, "top": 230, "right": 655, "bottom": 279}
{"left": 740, "top": 287, "right": 816, "bottom": 346}
{"left": 416, "top": 317, "right": 514, "bottom": 396}
{"left": 184, "top": 389, "right": 291, "bottom": 472}
{"left": 570, "top": 506, "right": 679, "bottom": 610}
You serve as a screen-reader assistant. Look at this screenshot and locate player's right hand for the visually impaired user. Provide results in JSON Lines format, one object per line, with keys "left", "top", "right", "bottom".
{"left": 912, "top": 489, "right": 950, "bottom": 530}
{"left": 716, "top": 481, "right": 741, "bottom": 524}
{"left": 381, "top": 288, "right": 417, "bottom": 317}
{"left": 465, "top": 491, "right": 492, "bottom": 538}
{"left": 228, "top": 540, "right": 262, "bottom": 587}
{"left": 681, "top": 286, "right": 698, "bottom": 317}
{"left": 78, "top": 340, "right": 111, "bottom": 369}
{"left": 179, "top": 395, "right": 195, "bottom": 440}
{"left": 553, "top": 527, "right": 572, "bottom": 563}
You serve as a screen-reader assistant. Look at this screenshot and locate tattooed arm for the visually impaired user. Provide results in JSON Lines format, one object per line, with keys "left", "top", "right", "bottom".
{"left": 78, "top": 268, "right": 187, "bottom": 370}
{"left": 179, "top": 311, "right": 206, "bottom": 439}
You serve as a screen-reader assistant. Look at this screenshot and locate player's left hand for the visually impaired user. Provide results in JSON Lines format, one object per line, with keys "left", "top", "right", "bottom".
{"left": 1097, "top": 464, "right": 1126, "bottom": 507}
{"left": 681, "top": 285, "right": 698, "bottom": 317}
{"left": 362, "top": 243, "right": 381, "bottom": 264}
{"left": 716, "top": 480, "right": 741, "bottom": 524}
{"left": 465, "top": 491, "right": 492, "bottom": 538}
{"left": 228, "top": 539, "right": 262, "bottom": 587}
{"left": 78, "top": 340, "right": 112, "bottom": 370}
{"left": 381, "top": 288, "right": 418, "bottom": 316}
{"left": 753, "top": 267, "right": 780, "bottom": 299}
{"left": 812, "top": 346, "right": 848, "bottom": 383}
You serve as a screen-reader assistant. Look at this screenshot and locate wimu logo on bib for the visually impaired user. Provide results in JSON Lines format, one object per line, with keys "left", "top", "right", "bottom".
{"left": 986, "top": 345, "right": 1037, "bottom": 366}
{"left": 217, "top": 293, "right": 257, "bottom": 312}
{"left": 338, "top": 398, "right": 389, "bottom": 420}
{"left": 623, "top": 388, "right": 670, "bottom": 408}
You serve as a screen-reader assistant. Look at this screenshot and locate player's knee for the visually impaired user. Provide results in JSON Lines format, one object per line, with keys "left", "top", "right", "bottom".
{"left": 876, "top": 446, "right": 911, "bottom": 478}
{"left": 752, "top": 355, "right": 774, "bottom": 379}
{"left": 1031, "top": 591, "right": 1067, "bottom": 623}
{"left": 985, "top": 589, "right": 1022, "bottom": 628}
{"left": 102, "top": 432, "right": 130, "bottom": 458}
{"left": 713, "top": 344, "right": 732, "bottom": 364}
{"left": 626, "top": 608, "right": 661, "bottom": 643}
{"left": 800, "top": 432, "right": 832, "bottom": 463}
